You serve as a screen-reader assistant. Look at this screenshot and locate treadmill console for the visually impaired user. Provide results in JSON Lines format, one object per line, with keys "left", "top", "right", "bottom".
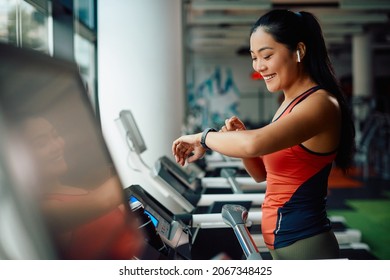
{"left": 124, "top": 185, "right": 191, "bottom": 259}
{"left": 126, "top": 185, "right": 248, "bottom": 260}
{"left": 158, "top": 156, "right": 200, "bottom": 191}
{"left": 129, "top": 195, "right": 171, "bottom": 240}
{"left": 152, "top": 159, "right": 202, "bottom": 207}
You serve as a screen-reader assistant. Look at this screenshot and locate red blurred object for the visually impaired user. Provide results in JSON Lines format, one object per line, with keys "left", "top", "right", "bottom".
{"left": 251, "top": 71, "right": 263, "bottom": 80}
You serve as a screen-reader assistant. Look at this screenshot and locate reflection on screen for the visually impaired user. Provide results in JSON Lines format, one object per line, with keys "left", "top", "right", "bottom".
{"left": 0, "top": 43, "right": 144, "bottom": 260}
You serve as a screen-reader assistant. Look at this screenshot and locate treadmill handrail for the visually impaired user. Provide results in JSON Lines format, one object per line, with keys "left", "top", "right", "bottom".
{"left": 222, "top": 204, "right": 262, "bottom": 260}
{"left": 220, "top": 168, "right": 243, "bottom": 194}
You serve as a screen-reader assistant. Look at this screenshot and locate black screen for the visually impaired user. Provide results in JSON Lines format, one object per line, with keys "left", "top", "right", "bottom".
{"left": 0, "top": 43, "right": 143, "bottom": 259}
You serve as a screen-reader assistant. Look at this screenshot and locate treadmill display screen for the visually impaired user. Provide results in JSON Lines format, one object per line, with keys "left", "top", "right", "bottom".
{"left": 0, "top": 43, "right": 141, "bottom": 260}
{"left": 129, "top": 195, "right": 139, "bottom": 204}
{"left": 129, "top": 195, "right": 159, "bottom": 228}
{"left": 144, "top": 210, "right": 159, "bottom": 227}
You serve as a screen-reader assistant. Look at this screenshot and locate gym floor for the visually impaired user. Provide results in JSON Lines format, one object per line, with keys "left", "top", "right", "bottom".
{"left": 327, "top": 167, "right": 390, "bottom": 259}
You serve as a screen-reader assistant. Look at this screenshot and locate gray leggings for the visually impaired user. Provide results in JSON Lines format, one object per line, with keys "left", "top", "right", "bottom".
{"left": 269, "top": 231, "right": 340, "bottom": 260}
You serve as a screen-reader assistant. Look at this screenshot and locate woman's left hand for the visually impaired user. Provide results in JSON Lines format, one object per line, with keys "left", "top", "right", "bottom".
{"left": 172, "top": 133, "right": 206, "bottom": 166}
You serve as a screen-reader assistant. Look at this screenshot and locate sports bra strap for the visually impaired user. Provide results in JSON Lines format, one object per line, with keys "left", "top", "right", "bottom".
{"left": 272, "top": 85, "right": 322, "bottom": 122}
{"left": 286, "top": 85, "right": 321, "bottom": 114}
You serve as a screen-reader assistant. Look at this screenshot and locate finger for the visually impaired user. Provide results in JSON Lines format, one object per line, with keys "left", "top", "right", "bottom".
{"left": 225, "top": 118, "right": 233, "bottom": 131}
{"left": 230, "top": 116, "right": 238, "bottom": 122}
{"left": 179, "top": 156, "right": 186, "bottom": 167}
{"left": 172, "top": 144, "right": 177, "bottom": 157}
{"left": 172, "top": 139, "right": 180, "bottom": 155}
{"left": 183, "top": 147, "right": 193, "bottom": 160}
{"left": 174, "top": 144, "right": 181, "bottom": 159}
{"left": 176, "top": 142, "right": 186, "bottom": 152}
{"left": 230, "top": 117, "right": 245, "bottom": 130}
{"left": 230, "top": 116, "right": 240, "bottom": 126}
{"left": 188, "top": 150, "right": 203, "bottom": 163}
{"left": 180, "top": 143, "right": 191, "bottom": 155}
{"left": 174, "top": 143, "right": 184, "bottom": 161}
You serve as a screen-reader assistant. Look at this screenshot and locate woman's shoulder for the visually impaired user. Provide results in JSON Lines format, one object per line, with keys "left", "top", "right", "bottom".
{"left": 303, "top": 88, "right": 340, "bottom": 113}
{"left": 288, "top": 88, "right": 341, "bottom": 126}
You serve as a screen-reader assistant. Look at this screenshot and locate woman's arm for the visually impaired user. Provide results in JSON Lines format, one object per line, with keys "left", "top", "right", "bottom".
{"left": 42, "top": 176, "right": 126, "bottom": 233}
{"left": 241, "top": 157, "right": 266, "bottom": 183}
{"left": 221, "top": 116, "right": 266, "bottom": 183}
{"left": 173, "top": 91, "right": 340, "bottom": 166}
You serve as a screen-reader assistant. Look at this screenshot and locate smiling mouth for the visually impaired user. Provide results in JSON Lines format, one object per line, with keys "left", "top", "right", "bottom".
{"left": 51, "top": 155, "right": 64, "bottom": 162}
{"left": 263, "top": 74, "right": 276, "bottom": 81}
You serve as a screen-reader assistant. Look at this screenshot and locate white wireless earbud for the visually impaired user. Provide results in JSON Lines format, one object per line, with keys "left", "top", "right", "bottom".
{"left": 297, "top": 50, "right": 301, "bottom": 62}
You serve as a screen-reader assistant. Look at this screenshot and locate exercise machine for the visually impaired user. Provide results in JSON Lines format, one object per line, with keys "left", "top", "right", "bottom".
{"left": 126, "top": 185, "right": 376, "bottom": 260}
{"left": 116, "top": 110, "right": 265, "bottom": 218}
{"left": 116, "top": 109, "right": 372, "bottom": 258}
{"left": 222, "top": 204, "right": 376, "bottom": 260}
{"left": 222, "top": 204, "right": 262, "bottom": 260}
{"left": 125, "top": 184, "right": 257, "bottom": 260}
{"left": 155, "top": 155, "right": 267, "bottom": 194}
{"left": 153, "top": 153, "right": 363, "bottom": 247}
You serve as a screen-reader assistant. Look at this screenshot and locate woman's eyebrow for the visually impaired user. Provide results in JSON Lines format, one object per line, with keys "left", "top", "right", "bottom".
{"left": 250, "top": 46, "right": 273, "bottom": 53}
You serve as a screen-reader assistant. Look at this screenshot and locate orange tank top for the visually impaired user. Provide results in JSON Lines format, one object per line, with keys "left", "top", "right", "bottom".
{"left": 262, "top": 86, "right": 336, "bottom": 249}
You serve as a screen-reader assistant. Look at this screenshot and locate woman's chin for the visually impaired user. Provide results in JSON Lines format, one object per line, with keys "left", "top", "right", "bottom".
{"left": 265, "top": 84, "right": 280, "bottom": 93}
{"left": 49, "top": 162, "right": 68, "bottom": 177}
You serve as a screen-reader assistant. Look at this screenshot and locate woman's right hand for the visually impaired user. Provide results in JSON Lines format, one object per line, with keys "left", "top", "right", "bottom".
{"left": 220, "top": 117, "right": 266, "bottom": 182}
{"left": 220, "top": 116, "right": 246, "bottom": 132}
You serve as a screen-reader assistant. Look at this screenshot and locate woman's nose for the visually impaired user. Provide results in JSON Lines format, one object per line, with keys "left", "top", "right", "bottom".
{"left": 50, "top": 137, "right": 64, "bottom": 152}
{"left": 254, "top": 60, "right": 266, "bottom": 73}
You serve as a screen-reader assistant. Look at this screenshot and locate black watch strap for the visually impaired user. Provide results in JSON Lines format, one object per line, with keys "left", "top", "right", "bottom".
{"left": 201, "top": 128, "right": 217, "bottom": 150}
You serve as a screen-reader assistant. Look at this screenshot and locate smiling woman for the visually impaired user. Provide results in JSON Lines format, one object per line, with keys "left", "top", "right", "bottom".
{"left": 250, "top": 29, "right": 306, "bottom": 95}
{"left": 173, "top": 9, "right": 355, "bottom": 260}
{"left": 19, "top": 116, "right": 68, "bottom": 185}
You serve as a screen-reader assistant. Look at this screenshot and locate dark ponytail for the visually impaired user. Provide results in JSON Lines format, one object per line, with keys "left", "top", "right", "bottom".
{"left": 251, "top": 10, "right": 355, "bottom": 171}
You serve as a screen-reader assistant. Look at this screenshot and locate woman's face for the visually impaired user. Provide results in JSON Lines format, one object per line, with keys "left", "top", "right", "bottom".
{"left": 250, "top": 27, "right": 298, "bottom": 93}
{"left": 22, "top": 117, "right": 68, "bottom": 179}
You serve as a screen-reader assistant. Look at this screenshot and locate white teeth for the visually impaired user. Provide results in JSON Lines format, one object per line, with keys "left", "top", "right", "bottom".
{"left": 52, "top": 156, "right": 63, "bottom": 162}
{"left": 264, "top": 74, "right": 276, "bottom": 81}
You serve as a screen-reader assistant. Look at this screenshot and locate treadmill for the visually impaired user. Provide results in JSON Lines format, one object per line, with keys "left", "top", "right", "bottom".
{"left": 154, "top": 154, "right": 363, "bottom": 247}
{"left": 203, "top": 151, "right": 245, "bottom": 172}
{"left": 116, "top": 110, "right": 265, "bottom": 219}
{"left": 117, "top": 110, "right": 364, "bottom": 247}
{"left": 155, "top": 155, "right": 267, "bottom": 194}
{"left": 125, "top": 185, "right": 377, "bottom": 260}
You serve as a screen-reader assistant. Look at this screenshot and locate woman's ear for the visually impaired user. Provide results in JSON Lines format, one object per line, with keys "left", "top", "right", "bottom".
{"left": 296, "top": 42, "right": 306, "bottom": 62}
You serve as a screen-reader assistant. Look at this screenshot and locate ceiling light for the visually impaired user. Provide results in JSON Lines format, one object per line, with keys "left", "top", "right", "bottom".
{"left": 191, "top": 0, "right": 271, "bottom": 11}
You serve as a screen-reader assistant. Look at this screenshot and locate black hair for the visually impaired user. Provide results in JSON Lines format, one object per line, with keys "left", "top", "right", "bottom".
{"left": 251, "top": 9, "right": 355, "bottom": 171}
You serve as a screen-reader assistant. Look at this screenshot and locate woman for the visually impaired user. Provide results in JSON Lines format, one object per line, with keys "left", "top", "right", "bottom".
{"left": 172, "top": 10, "right": 355, "bottom": 259}
{"left": 19, "top": 115, "right": 144, "bottom": 259}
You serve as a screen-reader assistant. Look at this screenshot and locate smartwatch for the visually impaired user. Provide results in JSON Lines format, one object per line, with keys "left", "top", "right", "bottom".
{"left": 200, "top": 128, "right": 217, "bottom": 150}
